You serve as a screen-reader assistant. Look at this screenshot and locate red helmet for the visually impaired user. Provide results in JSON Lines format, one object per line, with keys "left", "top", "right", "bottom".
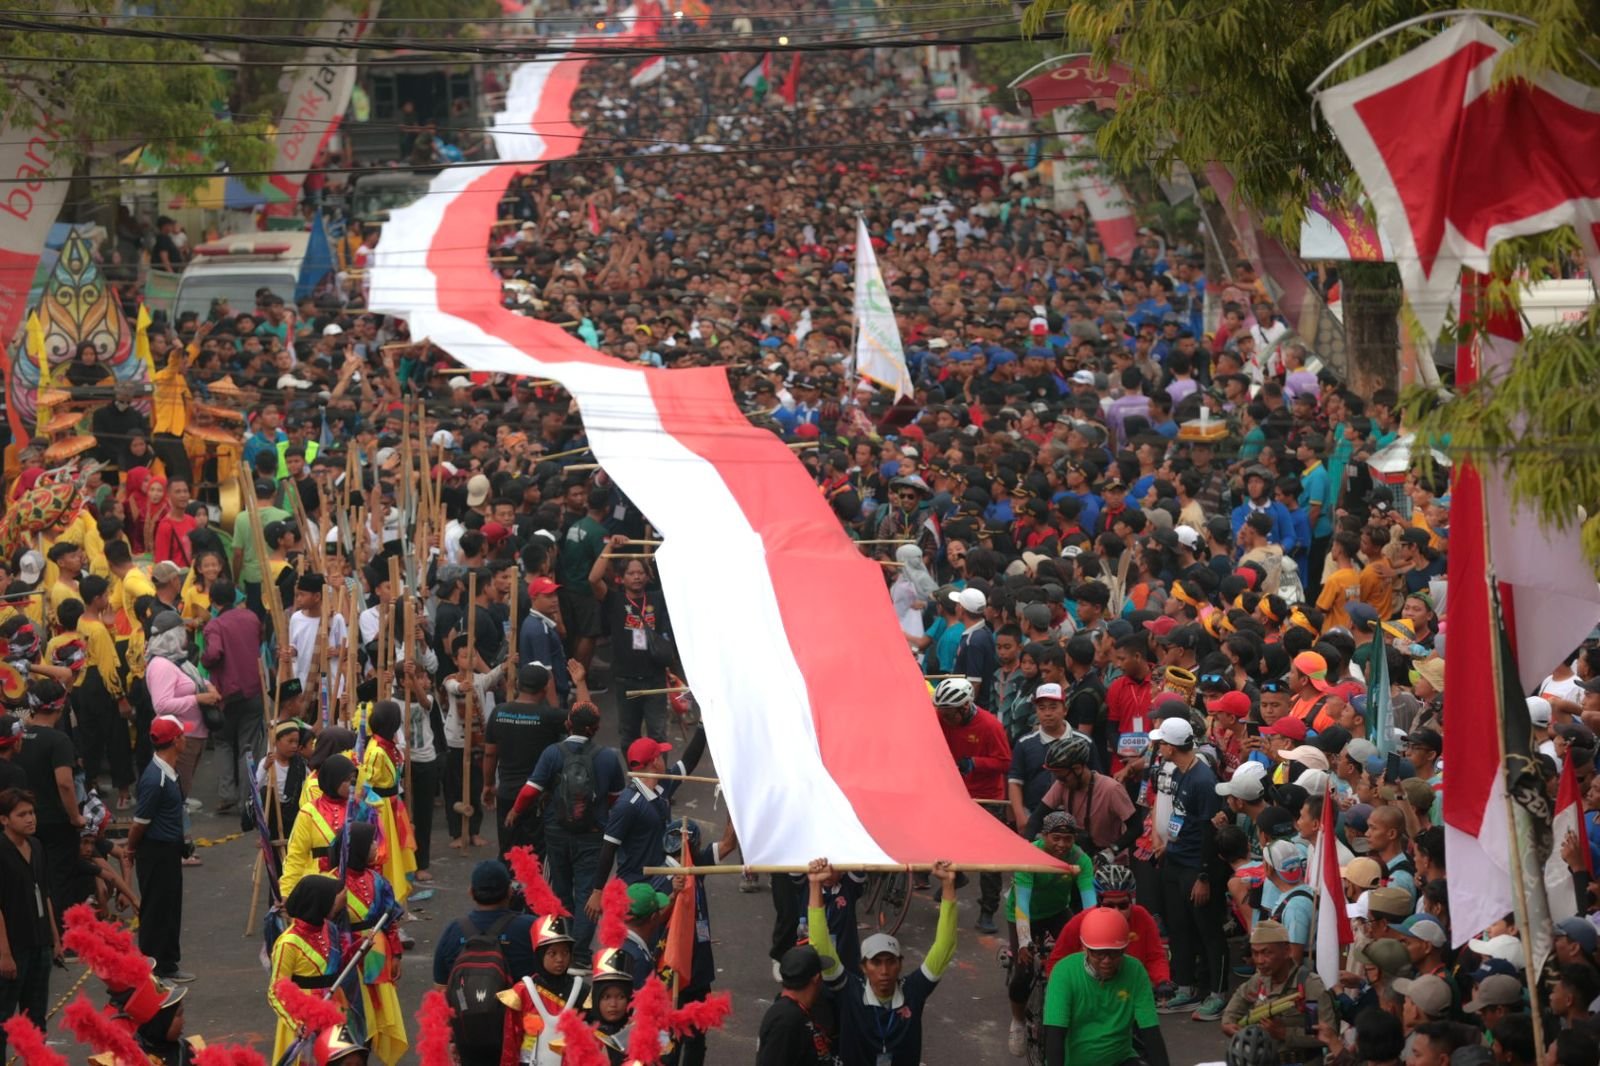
{"left": 1078, "top": 907, "right": 1131, "bottom": 951}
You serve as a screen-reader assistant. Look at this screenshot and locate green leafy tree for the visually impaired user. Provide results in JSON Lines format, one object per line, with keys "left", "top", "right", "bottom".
{"left": 1019, "top": 0, "right": 1600, "bottom": 564}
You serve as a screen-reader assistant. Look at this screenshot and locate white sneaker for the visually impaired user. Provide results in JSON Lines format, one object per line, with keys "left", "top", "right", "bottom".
{"left": 1007, "top": 1020, "right": 1026, "bottom": 1057}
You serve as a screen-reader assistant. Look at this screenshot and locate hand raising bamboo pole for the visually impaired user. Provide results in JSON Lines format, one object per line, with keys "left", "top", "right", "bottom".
{"left": 455, "top": 570, "right": 478, "bottom": 833}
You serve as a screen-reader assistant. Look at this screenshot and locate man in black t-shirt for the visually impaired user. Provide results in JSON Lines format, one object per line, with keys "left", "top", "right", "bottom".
{"left": 482, "top": 663, "right": 568, "bottom": 856}
{"left": 587, "top": 541, "right": 675, "bottom": 746}
{"left": 757, "top": 946, "right": 838, "bottom": 1066}
{"left": 0, "top": 714, "right": 29, "bottom": 794}
{"left": 16, "top": 683, "right": 83, "bottom": 923}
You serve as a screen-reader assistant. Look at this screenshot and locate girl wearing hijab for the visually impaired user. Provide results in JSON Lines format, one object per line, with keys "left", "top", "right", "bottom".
{"left": 586, "top": 952, "right": 636, "bottom": 1066}
{"left": 358, "top": 701, "right": 415, "bottom": 905}
{"left": 327, "top": 822, "right": 407, "bottom": 1066}
{"left": 267, "top": 874, "right": 361, "bottom": 1066}
{"left": 301, "top": 727, "right": 358, "bottom": 805}
{"left": 503, "top": 914, "right": 586, "bottom": 1066}
{"left": 145, "top": 610, "right": 219, "bottom": 806}
{"left": 889, "top": 544, "right": 937, "bottom": 638}
{"left": 63, "top": 340, "right": 113, "bottom": 388}
{"left": 279, "top": 754, "right": 357, "bottom": 899}
{"left": 121, "top": 468, "right": 166, "bottom": 555}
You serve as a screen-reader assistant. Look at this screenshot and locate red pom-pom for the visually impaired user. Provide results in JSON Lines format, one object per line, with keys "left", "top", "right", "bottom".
{"left": 505, "top": 846, "right": 569, "bottom": 918}
{"left": 666, "top": 992, "right": 733, "bottom": 1037}
{"left": 625, "top": 976, "right": 673, "bottom": 1066}
{"left": 554, "top": 1011, "right": 610, "bottom": 1066}
{"left": 61, "top": 994, "right": 147, "bottom": 1066}
{"left": 416, "top": 990, "right": 454, "bottom": 1066}
{"left": 598, "top": 877, "right": 630, "bottom": 951}
{"left": 194, "top": 1043, "right": 269, "bottom": 1066}
{"left": 63, "top": 905, "right": 151, "bottom": 991}
{"left": 3, "top": 1014, "right": 71, "bottom": 1066}
{"left": 271, "top": 980, "right": 347, "bottom": 1035}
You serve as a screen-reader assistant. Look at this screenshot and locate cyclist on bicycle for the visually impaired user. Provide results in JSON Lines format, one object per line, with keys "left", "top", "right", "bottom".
{"left": 1043, "top": 907, "right": 1171, "bottom": 1066}
{"left": 1005, "top": 812, "right": 1096, "bottom": 1056}
{"left": 1045, "top": 864, "right": 1169, "bottom": 990}
{"left": 1025, "top": 733, "right": 1141, "bottom": 855}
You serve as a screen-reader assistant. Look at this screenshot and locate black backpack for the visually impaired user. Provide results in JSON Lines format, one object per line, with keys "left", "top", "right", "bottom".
{"left": 1271, "top": 888, "right": 1314, "bottom": 923}
{"left": 445, "top": 912, "right": 517, "bottom": 1059}
{"left": 551, "top": 740, "right": 600, "bottom": 831}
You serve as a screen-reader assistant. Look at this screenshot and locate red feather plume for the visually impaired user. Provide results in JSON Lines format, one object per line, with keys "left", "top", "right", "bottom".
{"left": 416, "top": 990, "right": 454, "bottom": 1066}
{"left": 625, "top": 976, "right": 674, "bottom": 1066}
{"left": 61, "top": 994, "right": 148, "bottom": 1066}
{"left": 63, "top": 905, "right": 151, "bottom": 991}
{"left": 3, "top": 1014, "right": 71, "bottom": 1066}
{"left": 554, "top": 1011, "right": 610, "bottom": 1066}
{"left": 194, "top": 1044, "right": 269, "bottom": 1066}
{"left": 505, "top": 846, "right": 569, "bottom": 918}
{"left": 665, "top": 992, "right": 734, "bottom": 1037}
{"left": 598, "top": 877, "right": 630, "bottom": 951}
{"left": 271, "top": 980, "right": 347, "bottom": 1034}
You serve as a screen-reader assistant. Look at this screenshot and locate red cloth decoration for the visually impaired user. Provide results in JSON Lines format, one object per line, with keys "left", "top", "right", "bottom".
{"left": 416, "top": 990, "right": 454, "bottom": 1066}
{"left": 61, "top": 994, "right": 147, "bottom": 1066}
{"left": 598, "top": 877, "right": 630, "bottom": 951}
{"left": 3, "top": 1014, "right": 71, "bottom": 1066}
{"left": 665, "top": 991, "right": 734, "bottom": 1037}
{"left": 504, "top": 846, "right": 569, "bottom": 918}
{"left": 271, "top": 980, "right": 346, "bottom": 1035}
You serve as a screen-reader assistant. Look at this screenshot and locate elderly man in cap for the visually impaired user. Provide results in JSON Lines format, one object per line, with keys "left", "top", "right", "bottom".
{"left": 756, "top": 946, "right": 832, "bottom": 1066}
{"left": 1363, "top": 886, "right": 1415, "bottom": 942}
{"left": 128, "top": 714, "right": 194, "bottom": 982}
{"left": 805, "top": 856, "right": 958, "bottom": 1066}
{"left": 1220, "top": 919, "right": 1336, "bottom": 1058}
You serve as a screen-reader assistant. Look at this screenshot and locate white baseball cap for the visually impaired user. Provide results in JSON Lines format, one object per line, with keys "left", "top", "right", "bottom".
{"left": 448, "top": 376, "right": 473, "bottom": 391}
{"left": 1174, "top": 526, "right": 1201, "bottom": 549}
{"left": 321, "top": 323, "right": 344, "bottom": 336}
{"left": 1527, "top": 696, "right": 1553, "bottom": 727}
{"left": 1071, "top": 369, "right": 1096, "bottom": 386}
{"left": 1467, "top": 933, "right": 1525, "bottom": 969}
{"left": 1033, "top": 683, "right": 1065, "bottom": 703}
{"left": 861, "top": 932, "right": 902, "bottom": 959}
{"left": 1215, "top": 762, "right": 1267, "bottom": 800}
{"left": 1148, "top": 718, "right": 1194, "bottom": 747}
{"left": 948, "top": 587, "right": 987, "bottom": 614}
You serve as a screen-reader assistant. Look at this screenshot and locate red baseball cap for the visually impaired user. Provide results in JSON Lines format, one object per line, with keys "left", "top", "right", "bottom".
{"left": 1292, "top": 651, "right": 1333, "bottom": 693}
{"left": 1261, "top": 716, "right": 1308, "bottom": 741}
{"left": 1206, "top": 691, "right": 1252, "bottom": 718}
{"left": 482, "top": 522, "right": 512, "bottom": 545}
{"left": 528, "top": 577, "right": 561, "bottom": 597}
{"left": 150, "top": 714, "right": 193, "bottom": 747}
{"left": 626, "top": 737, "right": 674, "bottom": 768}
{"left": 1142, "top": 616, "right": 1178, "bottom": 638}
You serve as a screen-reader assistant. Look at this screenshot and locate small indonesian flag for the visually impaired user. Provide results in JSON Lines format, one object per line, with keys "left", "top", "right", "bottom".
{"left": 1315, "top": 782, "right": 1353, "bottom": 991}
{"left": 630, "top": 55, "right": 665, "bottom": 87}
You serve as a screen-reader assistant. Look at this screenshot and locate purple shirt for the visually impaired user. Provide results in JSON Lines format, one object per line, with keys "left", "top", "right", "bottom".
{"left": 201, "top": 606, "right": 264, "bottom": 701}
{"left": 1166, "top": 378, "right": 1198, "bottom": 406}
{"left": 1106, "top": 394, "right": 1151, "bottom": 446}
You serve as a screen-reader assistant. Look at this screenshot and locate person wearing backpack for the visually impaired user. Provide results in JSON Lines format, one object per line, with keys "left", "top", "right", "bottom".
{"left": 1261, "top": 840, "right": 1314, "bottom": 964}
{"left": 431, "top": 861, "right": 539, "bottom": 1066}
{"left": 504, "top": 703, "right": 626, "bottom": 968}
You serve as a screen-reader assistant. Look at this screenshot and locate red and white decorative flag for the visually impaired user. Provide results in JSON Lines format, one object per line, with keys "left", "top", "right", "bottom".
{"left": 629, "top": 55, "right": 665, "bottom": 88}
{"left": 369, "top": 4, "right": 1050, "bottom": 870}
{"left": 1548, "top": 752, "right": 1589, "bottom": 927}
{"left": 1315, "top": 783, "right": 1353, "bottom": 991}
{"left": 1317, "top": 18, "right": 1600, "bottom": 336}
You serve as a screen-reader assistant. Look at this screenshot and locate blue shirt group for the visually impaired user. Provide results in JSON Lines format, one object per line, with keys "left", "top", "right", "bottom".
{"left": 133, "top": 756, "right": 186, "bottom": 844}
{"left": 603, "top": 768, "right": 686, "bottom": 883}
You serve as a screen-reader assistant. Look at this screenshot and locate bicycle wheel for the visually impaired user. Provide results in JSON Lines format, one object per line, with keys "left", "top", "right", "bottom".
{"left": 872, "top": 870, "right": 913, "bottom": 934}
{"left": 1026, "top": 957, "right": 1048, "bottom": 1066}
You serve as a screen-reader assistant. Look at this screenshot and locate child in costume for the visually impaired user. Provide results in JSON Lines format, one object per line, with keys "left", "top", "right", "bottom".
{"left": 267, "top": 874, "right": 366, "bottom": 1065}
{"left": 586, "top": 949, "right": 636, "bottom": 1066}
{"left": 280, "top": 755, "right": 358, "bottom": 899}
{"left": 358, "top": 700, "right": 416, "bottom": 904}
{"left": 498, "top": 848, "right": 588, "bottom": 1066}
{"left": 328, "top": 821, "right": 408, "bottom": 1066}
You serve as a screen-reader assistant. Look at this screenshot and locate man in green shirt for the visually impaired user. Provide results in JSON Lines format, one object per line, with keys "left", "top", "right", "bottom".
{"left": 557, "top": 482, "right": 609, "bottom": 667}
{"left": 1043, "top": 907, "right": 1170, "bottom": 1066}
{"left": 231, "top": 478, "right": 290, "bottom": 621}
{"left": 1007, "top": 812, "right": 1096, "bottom": 1055}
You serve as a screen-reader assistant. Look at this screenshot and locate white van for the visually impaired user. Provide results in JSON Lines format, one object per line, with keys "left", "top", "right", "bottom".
{"left": 173, "top": 232, "right": 310, "bottom": 321}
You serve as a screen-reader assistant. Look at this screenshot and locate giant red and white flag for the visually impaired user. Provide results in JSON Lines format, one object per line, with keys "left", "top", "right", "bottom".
{"left": 371, "top": 7, "right": 1050, "bottom": 869}
{"left": 1440, "top": 277, "right": 1600, "bottom": 946}
{"left": 1315, "top": 783, "right": 1353, "bottom": 990}
{"left": 1317, "top": 18, "right": 1600, "bottom": 336}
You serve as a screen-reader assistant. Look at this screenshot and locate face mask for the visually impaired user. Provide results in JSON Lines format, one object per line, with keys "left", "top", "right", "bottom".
{"left": 115, "top": 402, "right": 130, "bottom": 411}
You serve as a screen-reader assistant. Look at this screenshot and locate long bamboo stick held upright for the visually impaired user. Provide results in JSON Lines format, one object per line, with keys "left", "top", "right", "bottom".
{"left": 456, "top": 570, "right": 478, "bottom": 831}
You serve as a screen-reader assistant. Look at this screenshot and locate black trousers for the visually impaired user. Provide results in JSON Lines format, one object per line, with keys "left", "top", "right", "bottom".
{"left": 494, "top": 782, "right": 542, "bottom": 859}
{"left": 75, "top": 673, "right": 134, "bottom": 790}
{"left": 1160, "top": 861, "right": 1227, "bottom": 995}
{"left": 769, "top": 873, "right": 802, "bottom": 963}
{"left": 0, "top": 945, "right": 54, "bottom": 1058}
{"left": 442, "top": 747, "right": 484, "bottom": 839}
{"left": 152, "top": 433, "right": 193, "bottom": 485}
{"left": 137, "top": 838, "right": 185, "bottom": 975}
{"left": 408, "top": 758, "right": 439, "bottom": 871}
{"left": 37, "top": 823, "right": 79, "bottom": 930}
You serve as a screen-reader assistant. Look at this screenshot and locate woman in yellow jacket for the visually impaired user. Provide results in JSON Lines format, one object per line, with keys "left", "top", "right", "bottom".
{"left": 328, "top": 821, "right": 407, "bottom": 1065}
{"left": 267, "top": 874, "right": 363, "bottom": 1065}
{"left": 359, "top": 702, "right": 416, "bottom": 905}
{"left": 279, "top": 754, "right": 357, "bottom": 901}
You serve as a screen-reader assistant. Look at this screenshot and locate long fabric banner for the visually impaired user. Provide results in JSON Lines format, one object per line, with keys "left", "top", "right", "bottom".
{"left": 264, "top": 0, "right": 381, "bottom": 216}
{"left": 852, "top": 215, "right": 912, "bottom": 399}
{"left": 0, "top": 100, "right": 74, "bottom": 446}
{"left": 371, "top": 11, "right": 1048, "bottom": 869}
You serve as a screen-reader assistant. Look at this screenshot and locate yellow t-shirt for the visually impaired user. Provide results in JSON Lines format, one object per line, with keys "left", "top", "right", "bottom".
{"left": 1317, "top": 565, "right": 1362, "bottom": 633}
{"left": 151, "top": 352, "right": 192, "bottom": 437}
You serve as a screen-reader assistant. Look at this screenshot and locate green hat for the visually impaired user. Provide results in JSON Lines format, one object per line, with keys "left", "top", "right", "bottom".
{"left": 626, "top": 882, "right": 671, "bottom": 919}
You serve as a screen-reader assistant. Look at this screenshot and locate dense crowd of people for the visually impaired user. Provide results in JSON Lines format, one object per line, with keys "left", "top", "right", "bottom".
{"left": 0, "top": 2, "right": 1596, "bottom": 1065}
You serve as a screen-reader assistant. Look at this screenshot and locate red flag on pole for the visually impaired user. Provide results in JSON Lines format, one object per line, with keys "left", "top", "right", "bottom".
{"left": 779, "top": 55, "right": 801, "bottom": 108}
{"left": 586, "top": 201, "right": 603, "bottom": 237}
{"left": 659, "top": 832, "right": 695, "bottom": 995}
{"left": 1314, "top": 783, "right": 1353, "bottom": 990}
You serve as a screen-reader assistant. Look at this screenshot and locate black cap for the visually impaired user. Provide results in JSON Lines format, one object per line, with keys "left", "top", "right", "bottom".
{"left": 296, "top": 573, "right": 325, "bottom": 593}
{"left": 1312, "top": 724, "right": 1352, "bottom": 756}
{"left": 1406, "top": 727, "right": 1443, "bottom": 753}
{"left": 778, "top": 945, "right": 823, "bottom": 988}
{"left": 1255, "top": 805, "right": 1297, "bottom": 841}
{"left": 518, "top": 663, "right": 551, "bottom": 693}
{"left": 470, "top": 860, "right": 511, "bottom": 900}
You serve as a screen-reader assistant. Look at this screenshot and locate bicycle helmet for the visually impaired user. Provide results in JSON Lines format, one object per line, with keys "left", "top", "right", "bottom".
{"left": 1078, "top": 907, "right": 1130, "bottom": 951}
{"left": 1093, "top": 863, "right": 1136, "bottom": 896}
{"left": 1226, "top": 1025, "right": 1280, "bottom": 1066}
{"left": 1043, "top": 731, "right": 1094, "bottom": 770}
{"left": 932, "top": 677, "right": 975, "bottom": 709}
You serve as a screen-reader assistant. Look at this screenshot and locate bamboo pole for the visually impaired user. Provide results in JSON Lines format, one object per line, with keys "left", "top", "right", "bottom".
{"left": 625, "top": 685, "right": 689, "bottom": 697}
{"left": 455, "top": 570, "right": 478, "bottom": 827}
{"left": 787, "top": 441, "right": 820, "bottom": 449}
{"left": 243, "top": 852, "right": 263, "bottom": 936}
{"left": 400, "top": 561, "right": 415, "bottom": 802}
{"left": 562, "top": 463, "right": 602, "bottom": 471}
{"left": 642, "top": 863, "right": 1067, "bottom": 877}
{"left": 631, "top": 772, "right": 720, "bottom": 785}
{"left": 342, "top": 577, "right": 359, "bottom": 725}
{"left": 532, "top": 443, "right": 593, "bottom": 463}
{"left": 853, "top": 539, "right": 914, "bottom": 545}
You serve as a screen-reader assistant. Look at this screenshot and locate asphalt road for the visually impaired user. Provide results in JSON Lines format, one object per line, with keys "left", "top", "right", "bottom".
{"left": 67, "top": 678, "right": 1230, "bottom": 1065}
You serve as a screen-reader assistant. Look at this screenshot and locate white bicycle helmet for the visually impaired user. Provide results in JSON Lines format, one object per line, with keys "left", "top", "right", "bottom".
{"left": 932, "top": 677, "right": 976, "bottom": 708}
